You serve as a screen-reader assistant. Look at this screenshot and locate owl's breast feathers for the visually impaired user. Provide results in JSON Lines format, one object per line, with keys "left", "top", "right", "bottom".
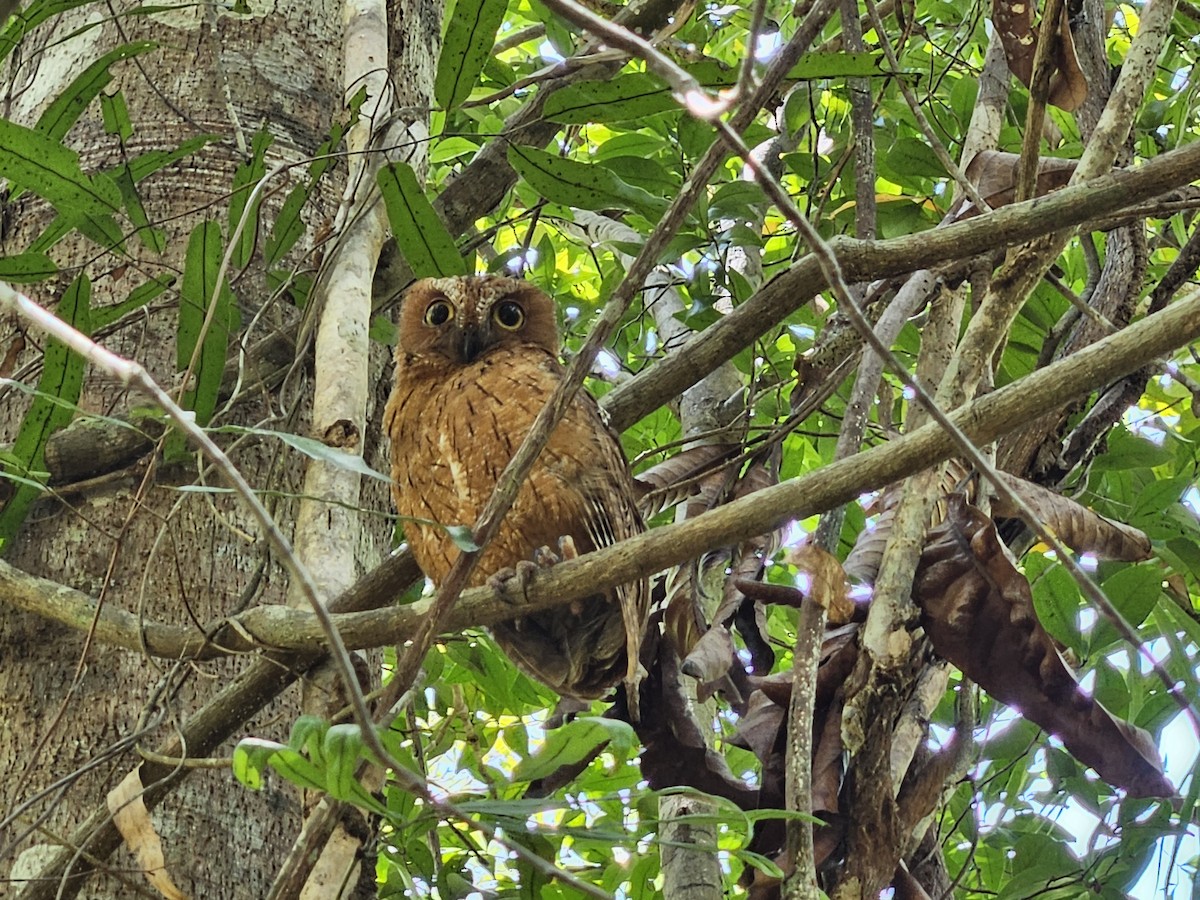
{"left": 386, "top": 342, "right": 646, "bottom": 699}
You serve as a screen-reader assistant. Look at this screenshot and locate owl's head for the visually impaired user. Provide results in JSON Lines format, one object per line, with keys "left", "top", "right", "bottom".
{"left": 398, "top": 275, "right": 559, "bottom": 364}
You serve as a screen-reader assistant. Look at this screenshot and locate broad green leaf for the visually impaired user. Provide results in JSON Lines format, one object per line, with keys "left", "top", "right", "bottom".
{"left": 544, "top": 54, "right": 888, "bottom": 124}
{"left": 0, "top": 274, "right": 91, "bottom": 549}
{"left": 878, "top": 136, "right": 947, "bottom": 182}
{"left": 35, "top": 41, "right": 155, "bottom": 142}
{"left": 233, "top": 737, "right": 286, "bottom": 789}
{"left": 228, "top": 127, "right": 273, "bottom": 268}
{"left": 513, "top": 717, "right": 637, "bottom": 782}
{"left": 507, "top": 145, "right": 667, "bottom": 218}
{"left": 377, "top": 162, "right": 467, "bottom": 277}
{"left": 0, "top": 119, "right": 124, "bottom": 247}
{"left": 112, "top": 166, "right": 164, "bottom": 252}
{"left": 435, "top": 0, "right": 508, "bottom": 110}
{"left": 324, "top": 724, "right": 367, "bottom": 800}
{"left": 0, "top": 252, "right": 56, "bottom": 282}
{"left": 543, "top": 73, "right": 679, "bottom": 124}
{"left": 125, "top": 134, "right": 220, "bottom": 183}
{"left": 428, "top": 136, "right": 480, "bottom": 164}
{"left": 0, "top": 0, "right": 96, "bottom": 65}
{"left": 93, "top": 274, "right": 174, "bottom": 329}
{"left": 177, "top": 220, "right": 238, "bottom": 426}
{"left": 1088, "top": 564, "right": 1164, "bottom": 654}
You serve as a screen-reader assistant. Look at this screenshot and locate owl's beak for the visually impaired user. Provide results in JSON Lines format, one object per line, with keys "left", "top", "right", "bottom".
{"left": 458, "top": 324, "right": 487, "bottom": 363}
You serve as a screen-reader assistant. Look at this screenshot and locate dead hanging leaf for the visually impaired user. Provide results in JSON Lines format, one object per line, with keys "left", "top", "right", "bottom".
{"left": 681, "top": 623, "right": 736, "bottom": 683}
{"left": 633, "top": 442, "right": 739, "bottom": 518}
{"left": 107, "top": 768, "right": 190, "bottom": 900}
{"left": 991, "top": 471, "right": 1152, "bottom": 561}
{"left": 915, "top": 496, "right": 1175, "bottom": 798}
{"left": 955, "top": 150, "right": 1078, "bottom": 219}
{"left": 1048, "top": 11, "right": 1087, "bottom": 111}
{"left": 787, "top": 544, "right": 855, "bottom": 624}
{"left": 992, "top": 0, "right": 1037, "bottom": 88}
{"left": 729, "top": 689, "right": 786, "bottom": 761}
{"left": 992, "top": 0, "right": 1087, "bottom": 111}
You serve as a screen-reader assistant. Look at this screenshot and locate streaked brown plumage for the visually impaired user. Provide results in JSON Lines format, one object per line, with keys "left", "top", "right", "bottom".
{"left": 384, "top": 275, "right": 647, "bottom": 703}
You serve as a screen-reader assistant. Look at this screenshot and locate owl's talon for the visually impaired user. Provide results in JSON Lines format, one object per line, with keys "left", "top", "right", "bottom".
{"left": 488, "top": 559, "right": 540, "bottom": 604}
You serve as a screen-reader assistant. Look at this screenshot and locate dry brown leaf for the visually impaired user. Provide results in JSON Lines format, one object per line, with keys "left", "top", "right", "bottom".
{"left": 957, "top": 150, "right": 1078, "bottom": 219}
{"left": 992, "top": 0, "right": 1087, "bottom": 111}
{"left": 915, "top": 496, "right": 1175, "bottom": 798}
{"left": 1048, "top": 11, "right": 1087, "bottom": 111}
{"left": 107, "top": 768, "right": 189, "bottom": 900}
{"left": 992, "top": 471, "right": 1152, "bottom": 561}
{"left": 729, "top": 690, "right": 786, "bottom": 762}
{"left": 680, "top": 622, "right": 736, "bottom": 683}
{"left": 993, "top": 0, "right": 1036, "bottom": 86}
{"left": 787, "top": 544, "right": 853, "bottom": 622}
{"left": 634, "top": 442, "right": 738, "bottom": 518}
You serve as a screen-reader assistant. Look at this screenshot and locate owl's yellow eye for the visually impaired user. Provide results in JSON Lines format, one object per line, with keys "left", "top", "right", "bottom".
{"left": 424, "top": 299, "right": 454, "bottom": 326}
{"left": 493, "top": 300, "right": 525, "bottom": 331}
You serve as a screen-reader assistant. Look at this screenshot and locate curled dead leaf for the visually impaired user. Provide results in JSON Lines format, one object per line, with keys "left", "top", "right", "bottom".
{"left": 914, "top": 496, "right": 1175, "bottom": 798}
{"left": 107, "top": 768, "right": 189, "bottom": 900}
{"left": 991, "top": 471, "right": 1152, "bottom": 561}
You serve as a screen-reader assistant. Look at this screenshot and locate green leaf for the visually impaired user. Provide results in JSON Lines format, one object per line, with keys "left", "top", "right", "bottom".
{"left": 0, "top": 0, "right": 96, "bottom": 66}
{"left": 0, "top": 252, "right": 57, "bottom": 282}
{"left": 428, "top": 136, "right": 480, "bottom": 164}
{"left": 0, "top": 274, "right": 91, "bottom": 550}
{"left": 232, "top": 737, "right": 281, "bottom": 790}
{"left": 544, "top": 54, "right": 888, "bottom": 124}
{"left": 513, "top": 717, "right": 637, "bottom": 782}
{"left": 377, "top": 162, "right": 467, "bottom": 277}
{"left": 93, "top": 275, "right": 174, "bottom": 329}
{"left": 445, "top": 524, "right": 479, "bottom": 552}
{"left": 1088, "top": 564, "right": 1164, "bottom": 654}
{"left": 0, "top": 119, "right": 124, "bottom": 248}
{"left": 125, "top": 134, "right": 220, "bottom": 183}
{"left": 264, "top": 183, "right": 307, "bottom": 267}
{"left": 543, "top": 73, "right": 679, "bottom": 124}
{"left": 369, "top": 314, "right": 397, "bottom": 345}
{"left": 324, "top": 724, "right": 367, "bottom": 800}
{"left": 212, "top": 425, "right": 391, "bottom": 481}
{"left": 100, "top": 88, "right": 133, "bottom": 140}
{"left": 879, "top": 136, "right": 947, "bottom": 182}
{"left": 35, "top": 41, "right": 156, "bottom": 142}
{"left": 507, "top": 145, "right": 667, "bottom": 218}
{"left": 228, "top": 127, "right": 273, "bottom": 268}
{"left": 435, "top": 0, "right": 508, "bottom": 110}
{"left": 177, "top": 220, "right": 238, "bottom": 426}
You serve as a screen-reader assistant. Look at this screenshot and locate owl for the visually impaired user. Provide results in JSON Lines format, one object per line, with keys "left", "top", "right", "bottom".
{"left": 384, "top": 275, "right": 648, "bottom": 706}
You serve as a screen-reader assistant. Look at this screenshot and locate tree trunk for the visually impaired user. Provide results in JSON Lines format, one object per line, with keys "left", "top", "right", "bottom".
{"left": 0, "top": 1, "right": 434, "bottom": 895}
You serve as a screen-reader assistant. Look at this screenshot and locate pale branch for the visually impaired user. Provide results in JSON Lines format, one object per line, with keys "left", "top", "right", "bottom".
{"left": 1075, "top": 0, "right": 1177, "bottom": 183}
{"left": 288, "top": 0, "right": 393, "bottom": 609}
{"left": 602, "top": 136, "right": 1200, "bottom": 432}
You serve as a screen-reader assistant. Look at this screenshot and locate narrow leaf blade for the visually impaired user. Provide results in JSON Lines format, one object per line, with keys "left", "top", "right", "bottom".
{"left": 377, "top": 162, "right": 467, "bottom": 278}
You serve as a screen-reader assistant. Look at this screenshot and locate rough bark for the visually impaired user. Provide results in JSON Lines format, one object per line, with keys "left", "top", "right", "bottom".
{"left": 0, "top": 0, "right": 415, "bottom": 896}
